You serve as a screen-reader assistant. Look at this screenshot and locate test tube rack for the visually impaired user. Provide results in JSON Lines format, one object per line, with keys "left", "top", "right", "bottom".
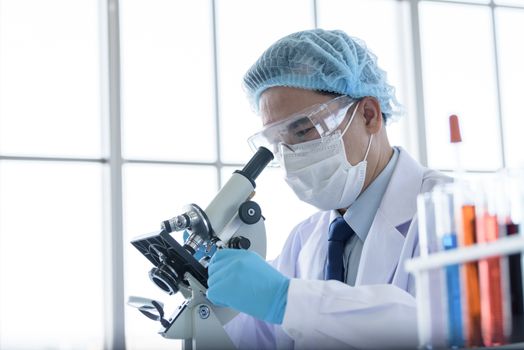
{"left": 405, "top": 234, "right": 524, "bottom": 348}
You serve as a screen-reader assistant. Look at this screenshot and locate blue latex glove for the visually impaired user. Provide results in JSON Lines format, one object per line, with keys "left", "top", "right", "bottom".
{"left": 207, "top": 248, "right": 290, "bottom": 324}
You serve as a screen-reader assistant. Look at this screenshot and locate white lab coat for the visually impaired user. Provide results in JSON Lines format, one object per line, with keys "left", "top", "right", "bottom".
{"left": 224, "top": 147, "right": 449, "bottom": 349}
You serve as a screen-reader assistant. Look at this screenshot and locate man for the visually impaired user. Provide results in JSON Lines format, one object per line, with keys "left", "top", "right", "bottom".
{"left": 206, "top": 29, "right": 447, "bottom": 349}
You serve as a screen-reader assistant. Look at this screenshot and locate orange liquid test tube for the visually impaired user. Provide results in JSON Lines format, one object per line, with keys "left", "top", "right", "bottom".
{"left": 461, "top": 204, "right": 483, "bottom": 347}
{"left": 477, "top": 211, "right": 506, "bottom": 346}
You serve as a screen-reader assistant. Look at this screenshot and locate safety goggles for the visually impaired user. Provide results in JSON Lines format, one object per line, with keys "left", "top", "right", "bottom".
{"left": 247, "top": 95, "right": 358, "bottom": 166}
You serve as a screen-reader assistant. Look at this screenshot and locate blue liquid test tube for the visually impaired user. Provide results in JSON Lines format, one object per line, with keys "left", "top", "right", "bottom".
{"left": 442, "top": 233, "right": 464, "bottom": 348}
{"left": 434, "top": 184, "right": 464, "bottom": 348}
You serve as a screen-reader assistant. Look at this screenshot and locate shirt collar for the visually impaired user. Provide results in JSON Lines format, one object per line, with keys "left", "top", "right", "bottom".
{"left": 330, "top": 147, "right": 399, "bottom": 241}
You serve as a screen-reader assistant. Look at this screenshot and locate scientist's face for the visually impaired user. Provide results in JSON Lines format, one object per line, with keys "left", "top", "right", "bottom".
{"left": 258, "top": 86, "right": 379, "bottom": 167}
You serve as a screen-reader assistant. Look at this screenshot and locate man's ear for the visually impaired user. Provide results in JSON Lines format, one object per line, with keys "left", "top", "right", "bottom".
{"left": 360, "top": 96, "right": 382, "bottom": 134}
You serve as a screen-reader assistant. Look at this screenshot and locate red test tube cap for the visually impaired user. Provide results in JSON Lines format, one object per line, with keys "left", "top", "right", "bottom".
{"left": 449, "top": 114, "right": 462, "bottom": 143}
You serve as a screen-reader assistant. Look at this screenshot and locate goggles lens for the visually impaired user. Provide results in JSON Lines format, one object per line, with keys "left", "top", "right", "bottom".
{"left": 247, "top": 95, "right": 357, "bottom": 166}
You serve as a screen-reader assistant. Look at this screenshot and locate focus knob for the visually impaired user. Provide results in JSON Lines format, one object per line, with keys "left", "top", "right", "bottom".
{"left": 228, "top": 236, "right": 251, "bottom": 250}
{"left": 238, "top": 201, "right": 261, "bottom": 225}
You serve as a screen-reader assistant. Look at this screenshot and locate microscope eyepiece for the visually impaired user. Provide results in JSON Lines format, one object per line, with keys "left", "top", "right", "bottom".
{"left": 238, "top": 147, "right": 274, "bottom": 183}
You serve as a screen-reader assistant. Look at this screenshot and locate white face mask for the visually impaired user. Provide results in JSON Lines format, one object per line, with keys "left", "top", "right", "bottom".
{"left": 281, "top": 103, "right": 373, "bottom": 210}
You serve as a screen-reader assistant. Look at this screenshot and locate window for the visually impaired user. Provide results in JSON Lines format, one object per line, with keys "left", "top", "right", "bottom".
{"left": 120, "top": 0, "right": 216, "bottom": 163}
{"left": 216, "top": 0, "right": 315, "bottom": 164}
{"left": 0, "top": 162, "right": 104, "bottom": 349}
{"left": 0, "top": 0, "right": 101, "bottom": 158}
{"left": 419, "top": 1, "right": 501, "bottom": 171}
{"left": 316, "top": 0, "right": 414, "bottom": 154}
{"left": 0, "top": 0, "right": 104, "bottom": 349}
{"left": 495, "top": 7, "right": 524, "bottom": 168}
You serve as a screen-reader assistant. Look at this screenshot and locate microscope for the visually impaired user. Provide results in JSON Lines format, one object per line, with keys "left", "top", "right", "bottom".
{"left": 127, "top": 147, "right": 274, "bottom": 350}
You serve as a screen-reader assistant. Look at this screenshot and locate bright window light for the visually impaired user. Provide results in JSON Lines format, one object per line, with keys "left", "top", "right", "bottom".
{"left": 316, "top": 0, "right": 414, "bottom": 154}
{"left": 495, "top": 7, "right": 524, "bottom": 168}
{"left": 0, "top": 0, "right": 101, "bottom": 158}
{"left": 438, "top": 0, "right": 490, "bottom": 3}
{"left": 0, "top": 161, "right": 104, "bottom": 349}
{"left": 494, "top": 0, "right": 524, "bottom": 6}
{"left": 215, "top": 0, "right": 314, "bottom": 164}
{"left": 419, "top": 2, "right": 501, "bottom": 171}
{"left": 120, "top": 0, "right": 216, "bottom": 162}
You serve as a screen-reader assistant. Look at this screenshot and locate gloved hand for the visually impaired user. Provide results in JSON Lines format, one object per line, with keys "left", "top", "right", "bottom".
{"left": 207, "top": 248, "right": 290, "bottom": 324}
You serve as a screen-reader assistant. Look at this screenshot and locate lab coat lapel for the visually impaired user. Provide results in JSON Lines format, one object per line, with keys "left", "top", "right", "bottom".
{"left": 356, "top": 148, "right": 425, "bottom": 285}
{"left": 297, "top": 211, "right": 330, "bottom": 280}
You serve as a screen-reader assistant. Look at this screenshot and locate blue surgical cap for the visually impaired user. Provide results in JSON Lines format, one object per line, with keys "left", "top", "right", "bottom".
{"left": 243, "top": 29, "right": 402, "bottom": 121}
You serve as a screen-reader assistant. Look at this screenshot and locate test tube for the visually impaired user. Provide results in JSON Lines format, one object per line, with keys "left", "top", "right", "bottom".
{"left": 498, "top": 169, "right": 523, "bottom": 342}
{"left": 456, "top": 181, "right": 483, "bottom": 347}
{"left": 417, "top": 191, "right": 448, "bottom": 349}
{"left": 476, "top": 177, "right": 506, "bottom": 346}
{"left": 433, "top": 183, "right": 463, "bottom": 348}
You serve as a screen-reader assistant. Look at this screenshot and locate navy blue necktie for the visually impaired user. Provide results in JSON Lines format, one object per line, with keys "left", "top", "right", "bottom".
{"left": 326, "top": 217, "right": 355, "bottom": 282}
